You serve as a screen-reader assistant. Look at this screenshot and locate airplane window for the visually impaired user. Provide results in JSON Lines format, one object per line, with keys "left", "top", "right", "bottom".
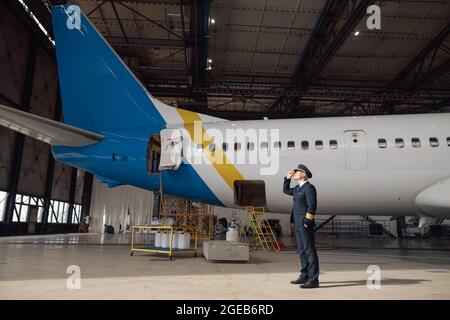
{"left": 247, "top": 142, "right": 255, "bottom": 151}
{"left": 411, "top": 138, "right": 421, "bottom": 148}
{"left": 222, "top": 143, "right": 228, "bottom": 151}
{"left": 301, "top": 141, "right": 309, "bottom": 150}
{"left": 196, "top": 144, "right": 203, "bottom": 151}
{"left": 395, "top": 138, "right": 404, "bottom": 148}
{"left": 378, "top": 138, "right": 387, "bottom": 148}
{"left": 234, "top": 142, "right": 241, "bottom": 151}
{"left": 447, "top": 137, "right": 450, "bottom": 147}
{"left": 315, "top": 140, "right": 323, "bottom": 150}
{"left": 273, "top": 141, "right": 281, "bottom": 149}
{"left": 287, "top": 141, "right": 295, "bottom": 150}
{"left": 429, "top": 137, "right": 439, "bottom": 147}
{"left": 260, "top": 142, "right": 268, "bottom": 149}
{"left": 208, "top": 144, "right": 215, "bottom": 152}
{"left": 329, "top": 140, "right": 338, "bottom": 149}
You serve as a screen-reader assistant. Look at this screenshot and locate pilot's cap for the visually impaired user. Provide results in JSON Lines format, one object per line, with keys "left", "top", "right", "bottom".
{"left": 294, "top": 164, "right": 312, "bottom": 178}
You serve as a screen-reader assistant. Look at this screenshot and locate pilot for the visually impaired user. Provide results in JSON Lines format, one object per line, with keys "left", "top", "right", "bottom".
{"left": 283, "top": 164, "right": 319, "bottom": 289}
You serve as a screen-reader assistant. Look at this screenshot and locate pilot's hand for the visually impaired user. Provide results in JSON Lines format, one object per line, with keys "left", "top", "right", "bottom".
{"left": 287, "top": 171, "right": 294, "bottom": 179}
{"left": 303, "top": 217, "right": 314, "bottom": 228}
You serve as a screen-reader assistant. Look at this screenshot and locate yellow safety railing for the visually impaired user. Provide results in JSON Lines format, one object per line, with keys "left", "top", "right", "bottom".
{"left": 130, "top": 225, "right": 198, "bottom": 260}
{"left": 239, "top": 206, "right": 281, "bottom": 252}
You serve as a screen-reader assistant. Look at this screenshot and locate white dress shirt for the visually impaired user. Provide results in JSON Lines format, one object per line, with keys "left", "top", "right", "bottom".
{"left": 298, "top": 180, "right": 308, "bottom": 188}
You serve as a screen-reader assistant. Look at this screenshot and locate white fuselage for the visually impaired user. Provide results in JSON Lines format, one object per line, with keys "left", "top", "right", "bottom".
{"left": 172, "top": 113, "right": 450, "bottom": 218}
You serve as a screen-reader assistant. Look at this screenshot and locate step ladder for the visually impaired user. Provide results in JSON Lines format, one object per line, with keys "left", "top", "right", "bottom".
{"left": 240, "top": 206, "right": 280, "bottom": 252}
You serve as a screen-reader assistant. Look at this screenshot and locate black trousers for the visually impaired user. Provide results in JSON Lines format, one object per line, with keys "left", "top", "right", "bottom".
{"left": 294, "top": 223, "right": 320, "bottom": 282}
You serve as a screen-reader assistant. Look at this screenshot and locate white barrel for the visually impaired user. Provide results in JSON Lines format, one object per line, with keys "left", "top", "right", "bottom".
{"left": 176, "top": 232, "right": 184, "bottom": 249}
{"left": 155, "top": 231, "right": 161, "bottom": 247}
{"left": 177, "top": 232, "right": 185, "bottom": 249}
{"left": 177, "top": 232, "right": 190, "bottom": 249}
{"left": 226, "top": 227, "right": 239, "bottom": 242}
{"left": 172, "top": 232, "right": 179, "bottom": 249}
{"left": 161, "top": 232, "right": 169, "bottom": 248}
{"left": 183, "top": 232, "right": 191, "bottom": 249}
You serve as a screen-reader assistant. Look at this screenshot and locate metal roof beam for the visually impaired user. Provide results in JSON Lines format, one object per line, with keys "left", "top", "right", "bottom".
{"left": 382, "top": 22, "right": 450, "bottom": 113}
{"left": 268, "top": 0, "right": 374, "bottom": 114}
{"left": 391, "top": 21, "right": 450, "bottom": 86}
{"left": 106, "top": 36, "right": 185, "bottom": 47}
{"left": 187, "top": 0, "right": 209, "bottom": 112}
{"left": 107, "top": 0, "right": 191, "bottom": 5}
{"left": 295, "top": 0, "right": 374, "bottom": 86}
{"left": 146, "top": 85, "right": 449, "bottom": 104}
{"left": 408, "top": 58, "right": 450, "bottom": 92}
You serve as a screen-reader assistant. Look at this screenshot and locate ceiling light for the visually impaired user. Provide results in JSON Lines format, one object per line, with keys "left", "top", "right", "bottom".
{"left": 354, "top": 31, "right": 360, "bottom": 36}
{"left": 210, "top": 18, "right": 215, "bottom": 24}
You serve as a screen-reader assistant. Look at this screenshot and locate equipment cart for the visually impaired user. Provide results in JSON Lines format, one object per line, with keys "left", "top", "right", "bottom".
{"left": 130, "top": 225, "right": 198, "bottom": 260}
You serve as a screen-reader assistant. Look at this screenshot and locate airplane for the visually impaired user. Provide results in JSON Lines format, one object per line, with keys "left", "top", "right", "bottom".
{"left": 0, "top": 4, "right": 449, "bottom": 223}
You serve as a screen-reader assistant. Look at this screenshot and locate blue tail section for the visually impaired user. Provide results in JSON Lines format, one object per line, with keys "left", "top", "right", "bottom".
{"left": 51, "top": 4, "right": 166, "bottom": 132}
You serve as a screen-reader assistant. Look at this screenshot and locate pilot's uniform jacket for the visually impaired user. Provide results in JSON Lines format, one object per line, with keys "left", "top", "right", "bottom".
{"left": 283, "top": 177, "right": 320, "bottom": 282}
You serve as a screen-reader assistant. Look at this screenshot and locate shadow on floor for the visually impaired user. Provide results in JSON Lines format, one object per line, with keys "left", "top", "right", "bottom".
{"left": 319, "top": 278, "right": 430, "bottom": 288}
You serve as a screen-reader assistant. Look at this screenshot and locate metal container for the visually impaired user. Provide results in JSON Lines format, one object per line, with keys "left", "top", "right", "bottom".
{"left": 202, "top": 240, "right": 249, "bottom": 262}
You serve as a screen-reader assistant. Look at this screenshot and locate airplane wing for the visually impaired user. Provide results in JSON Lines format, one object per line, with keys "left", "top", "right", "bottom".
{"left": 0, "top": 104, "right": 103, "bottom": 147}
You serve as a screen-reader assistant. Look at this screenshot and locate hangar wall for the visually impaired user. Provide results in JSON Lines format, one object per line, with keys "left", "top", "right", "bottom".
{"left": 89, "top": 178, "right": 403, "bottom": 238}
{"left": 213, "top": 207, "right": 399, "bottom": 237}
{"left": 89, "top": 178, "right": 155, "bottom": 233}
{"left": 0, "top": 1, "right": 92, "bottom": 235}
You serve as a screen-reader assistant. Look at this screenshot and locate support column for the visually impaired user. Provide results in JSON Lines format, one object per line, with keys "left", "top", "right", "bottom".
{"left": 188, "top": 0, "right": 209, "bottom": 113}
{"left": 81, "top": 173, "right": 94, "bottom": 221}
{"left": 4, "top": 39, "right": 38, "bottom": 224}
{"left": 67, "top": 168, "right": 78, "bottom": 224}
{"left": 152, "top": 191, "right": 161, "bottom": 220}
{"left": 41, "top": 89, "right": 62, "bottom": 226}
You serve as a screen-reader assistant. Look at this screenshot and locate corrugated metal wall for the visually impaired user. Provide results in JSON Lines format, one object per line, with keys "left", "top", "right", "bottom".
{"left": 0, "top": 2, "right": 89, "bottom": 234}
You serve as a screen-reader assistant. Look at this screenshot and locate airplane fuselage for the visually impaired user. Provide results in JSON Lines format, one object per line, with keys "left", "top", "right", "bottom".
{"left": 52, "top": 113, "right": 450, "bottom": 218}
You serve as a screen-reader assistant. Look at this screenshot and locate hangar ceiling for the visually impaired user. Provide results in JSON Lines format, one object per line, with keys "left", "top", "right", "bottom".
{"left": 27, "top": 0, "right": 450, "bottom": 118}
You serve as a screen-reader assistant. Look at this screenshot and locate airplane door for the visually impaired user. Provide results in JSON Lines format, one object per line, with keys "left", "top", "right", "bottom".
{"left": 159, "top": 128, "right": 183, "bottom": 171}
{"left": 343, "top": 130, "right": 368, "bottom": 170}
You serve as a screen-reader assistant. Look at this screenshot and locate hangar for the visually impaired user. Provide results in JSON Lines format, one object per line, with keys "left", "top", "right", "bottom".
{"left": 0, "top": 0, "right": 449, "bottom": 299}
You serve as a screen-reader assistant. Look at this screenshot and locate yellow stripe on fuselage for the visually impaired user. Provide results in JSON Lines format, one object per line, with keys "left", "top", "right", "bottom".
{"left": 176, "top": 108, "right": 244, "bottom": 189}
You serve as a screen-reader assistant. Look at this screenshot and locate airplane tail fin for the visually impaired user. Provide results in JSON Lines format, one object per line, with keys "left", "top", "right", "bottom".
{"left": 51, "top": 4, "right": 166, "bottom": 132}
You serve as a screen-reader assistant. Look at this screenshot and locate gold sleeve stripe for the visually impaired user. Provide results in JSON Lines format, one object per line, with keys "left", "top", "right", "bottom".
{"left": 306, "top": 213, "right": 315, "bottom": 220}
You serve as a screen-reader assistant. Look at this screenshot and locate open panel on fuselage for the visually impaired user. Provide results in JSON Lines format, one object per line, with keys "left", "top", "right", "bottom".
{"left": 233, "top": 180, "right": 267, "bottom": 208}
{"left": 146, "top": 135, "right": 161, "bottom": 174}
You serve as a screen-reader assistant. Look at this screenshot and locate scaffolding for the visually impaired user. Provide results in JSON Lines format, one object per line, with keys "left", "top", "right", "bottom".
{"left": 238, "top": 206, "right": 280, "bottom": 252}
{"left": 159, "top": 193, "right": 214, "bottom": 241}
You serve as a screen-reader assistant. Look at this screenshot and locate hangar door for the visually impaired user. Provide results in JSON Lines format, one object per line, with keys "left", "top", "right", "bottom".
{"left": 343, "top": 130, "right": 368, "bottom": 170}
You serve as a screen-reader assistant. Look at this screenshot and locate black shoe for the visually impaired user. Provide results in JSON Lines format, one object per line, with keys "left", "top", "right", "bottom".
{"left": 290, "top": 278, "right": 308, "bottom": 285}
{"left": 300, "top": 281, "right": 319, "bottom": 289}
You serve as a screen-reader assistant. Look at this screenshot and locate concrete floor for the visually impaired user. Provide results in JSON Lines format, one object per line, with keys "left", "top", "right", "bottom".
{"left": 0, "top": 234, "right": 449, "bottom": 299}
